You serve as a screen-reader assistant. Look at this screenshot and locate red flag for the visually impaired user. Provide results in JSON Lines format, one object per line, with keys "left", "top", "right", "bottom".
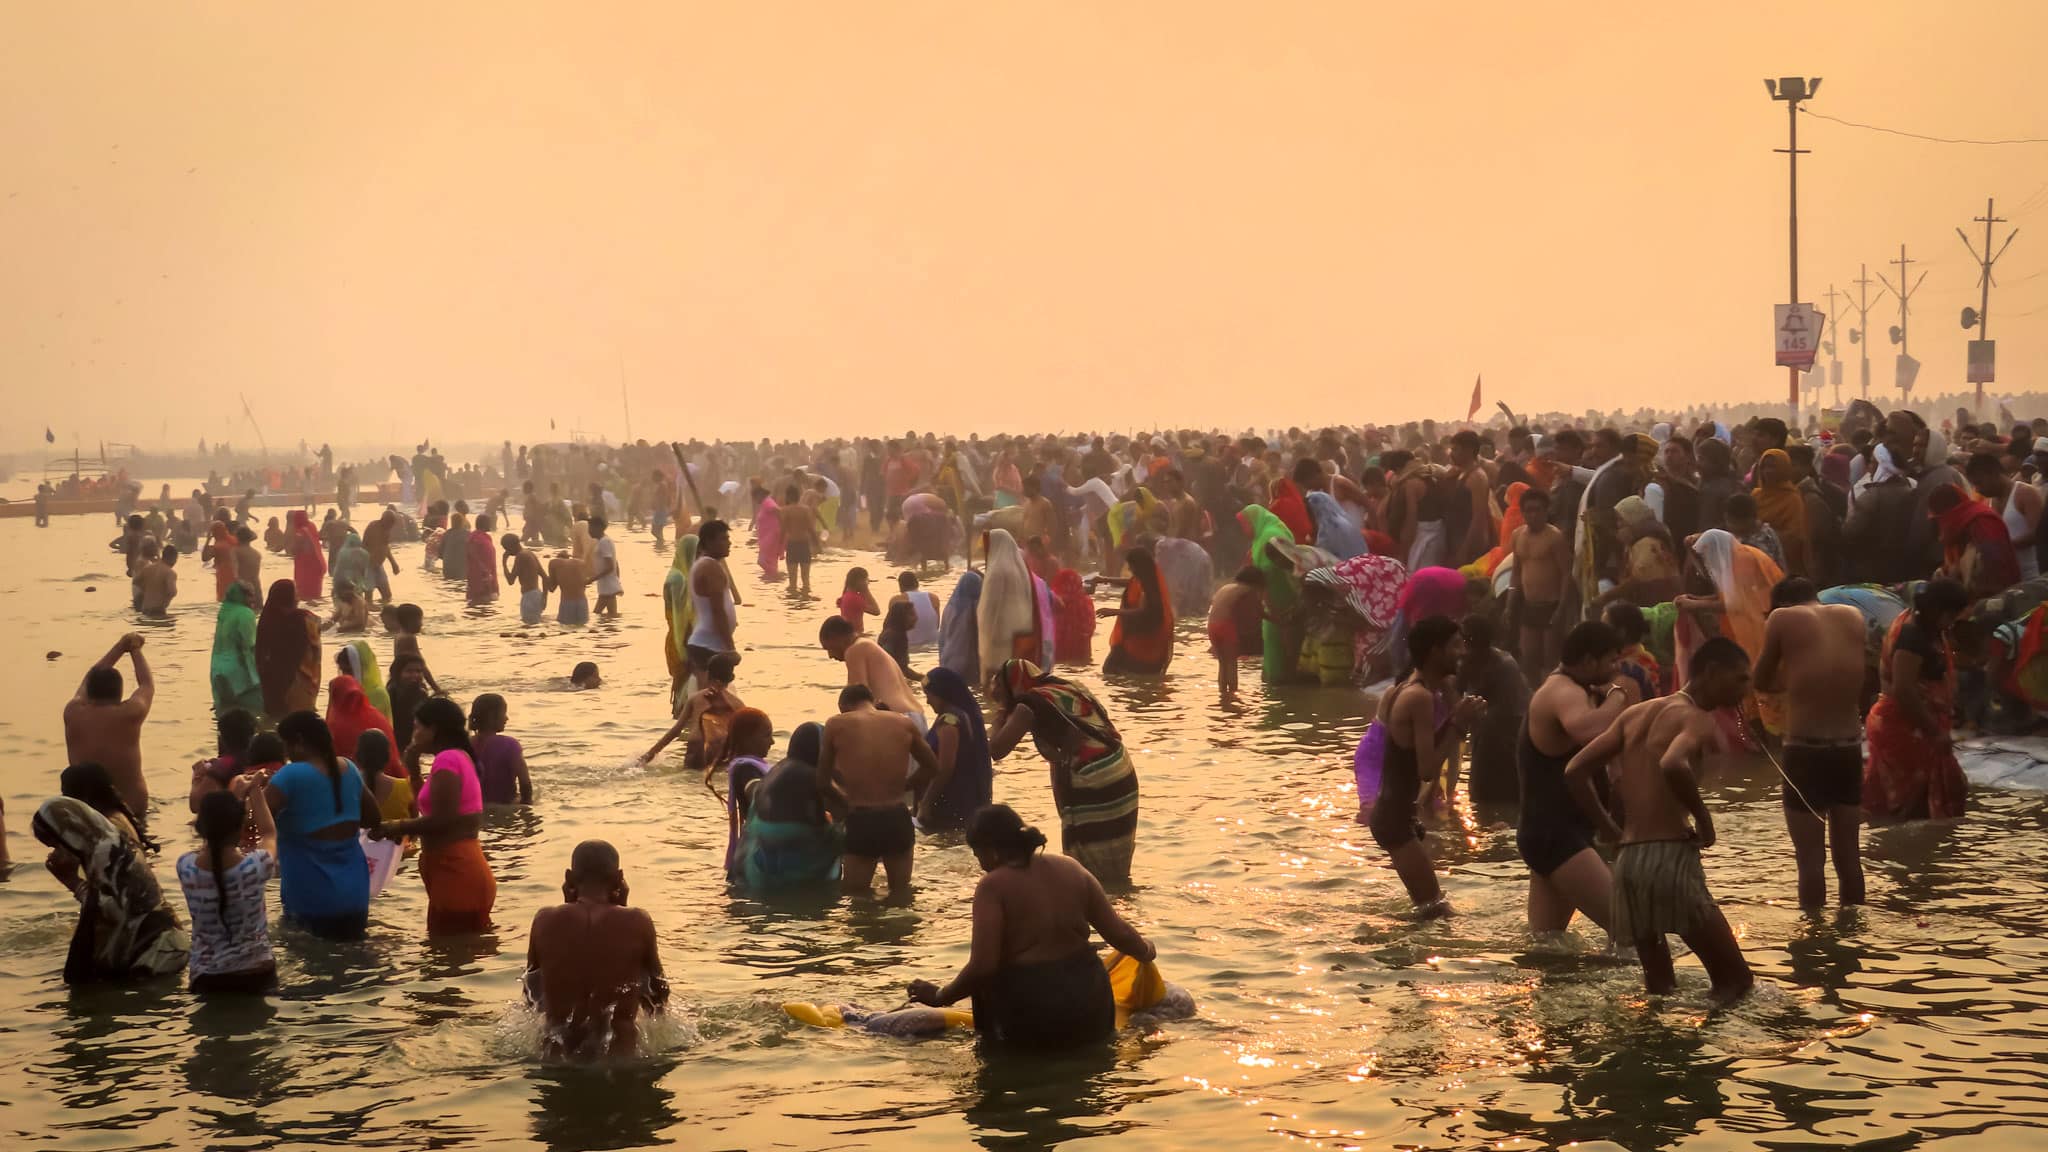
{"left": 1466, "top": 375, "right": 1483, "bottom": 421}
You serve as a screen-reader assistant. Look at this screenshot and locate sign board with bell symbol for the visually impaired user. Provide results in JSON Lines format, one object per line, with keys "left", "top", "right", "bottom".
{"left": 1774, "top": 303, "right": 1822, "bottom": 369}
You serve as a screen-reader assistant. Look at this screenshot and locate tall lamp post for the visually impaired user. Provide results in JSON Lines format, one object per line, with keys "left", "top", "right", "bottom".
{"left": 1766, "top": 76, "right": 1820, "bottom": 426}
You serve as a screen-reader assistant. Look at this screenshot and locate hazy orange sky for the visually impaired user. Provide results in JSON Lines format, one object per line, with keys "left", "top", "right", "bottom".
{"left": 5, "top": 3, "right": 2047, "bottom": 452}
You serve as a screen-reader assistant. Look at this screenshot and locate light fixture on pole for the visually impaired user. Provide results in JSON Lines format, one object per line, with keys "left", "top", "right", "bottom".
{"left": 1766, "top": 76, "right": 1820, "bottom": 426}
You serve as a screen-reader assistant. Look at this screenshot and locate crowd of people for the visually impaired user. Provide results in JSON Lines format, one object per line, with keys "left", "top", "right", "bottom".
{"left": 20, "top": 398, "right": 2043, "bottom": 1058}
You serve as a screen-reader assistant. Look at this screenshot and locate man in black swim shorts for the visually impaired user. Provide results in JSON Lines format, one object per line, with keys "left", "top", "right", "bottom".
{"left": 1518, "top": 620, "right": 1636, "bottom": 936}
{"left": 1753, "top": 577, "right": 1870, "bottom": 907}
{"left": 818, "top": 685, "right": 938, "bottom": 904}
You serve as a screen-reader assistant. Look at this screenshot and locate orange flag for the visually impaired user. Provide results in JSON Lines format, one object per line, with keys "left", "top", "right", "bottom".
{"left": 1466, "top": 375, "right": 1483, "bottom": 421}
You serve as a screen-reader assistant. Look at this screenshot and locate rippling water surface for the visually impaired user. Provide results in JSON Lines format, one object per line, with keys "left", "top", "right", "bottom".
{"left": 4, "top": 508, "right": 2047, "bottom": 1151}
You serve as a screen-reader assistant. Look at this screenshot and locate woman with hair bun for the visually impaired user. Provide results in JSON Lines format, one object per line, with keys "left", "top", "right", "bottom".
{"left": 905, "top": 804, "right": 1155, "bottom": 1050}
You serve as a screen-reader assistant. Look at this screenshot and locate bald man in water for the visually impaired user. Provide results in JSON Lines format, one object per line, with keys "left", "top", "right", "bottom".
{"left": 63, "top": 633, "right": 155, "bottom": 814}
{"left": 524, "top": 840, "right": 669, "bottom": 1061}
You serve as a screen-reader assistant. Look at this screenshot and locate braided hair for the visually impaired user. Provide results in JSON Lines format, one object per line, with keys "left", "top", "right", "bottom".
{"left": 278, "top": 710, "right": 345, "bottom": 810}
{"left": 194, "top": 790, "right": 246, "bottom": 937}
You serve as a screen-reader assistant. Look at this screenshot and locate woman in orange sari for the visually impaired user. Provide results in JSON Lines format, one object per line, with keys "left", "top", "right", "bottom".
{"left": 1751, "top": 448, "right": 1813, "bottom": 578}
{"left": 255, "top": 579, "right": 322, "bottom": 718}
{"left": 1674, "top": 528, "right": 1785, "bottom": 738}
{"left": 203, "top": 516, "right": 240, "bottom": 601}
{"left": 1100, "top": 550, "right": 1174, "bottom": 674}
{"left": 1864, "top": 578, "right": 1970, "bottom": 823}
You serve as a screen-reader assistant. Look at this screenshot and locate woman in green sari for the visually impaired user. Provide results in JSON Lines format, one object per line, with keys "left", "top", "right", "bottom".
{"left": 1239, "top": 505, "right": 1299, "bottom": 685}
{"left": 662, "top": 534, "right": 699, "bottom": 715}
{"left": 210, "top": 582, "right": 263, "bottom": 717}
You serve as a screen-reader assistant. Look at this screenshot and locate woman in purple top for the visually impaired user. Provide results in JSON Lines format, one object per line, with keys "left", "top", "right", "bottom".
{"left": 468, "top": 693, "right": 532, "bottom": 805}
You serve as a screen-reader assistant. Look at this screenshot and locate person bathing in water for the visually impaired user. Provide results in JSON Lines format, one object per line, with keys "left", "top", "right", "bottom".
{"left": 524, "top": 839, "right": 670, "bottom": 1061}
{"left": 907, "top": 804, "right": 1155, "bottom": 1050}
{"left": 1363, "top": 616, "right": 1484, "bottom": 918}
{"left": 1565, "top": 637, "right": 1756, "bottom": 1003}
{"left": 817, "top": 684, "right": 938, "bottom": 904}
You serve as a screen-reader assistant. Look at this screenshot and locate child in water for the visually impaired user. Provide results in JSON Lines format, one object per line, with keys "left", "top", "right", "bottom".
{"left": 177, "top": 780, "right": 278, "bottom": 994}
{"left": 837, "top": 568, "right": 880, "bottom": 634}
{"left": 381, "top": 603, "right": 441, "bottom": 693}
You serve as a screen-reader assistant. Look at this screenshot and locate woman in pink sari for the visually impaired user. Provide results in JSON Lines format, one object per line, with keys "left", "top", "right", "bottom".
{"left": 755, "top": 495, "right": 783, "bottom": 581}
{"left": 466, "top": 513, "right": 501, "bottom": 605}
{"left": 288, "top": 510, "right": 327, "bottom": 601}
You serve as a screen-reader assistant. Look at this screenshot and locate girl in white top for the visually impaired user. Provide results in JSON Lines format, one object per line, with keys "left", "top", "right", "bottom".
{"left": 177, "top": 778, "right": 279, "bottom": 993}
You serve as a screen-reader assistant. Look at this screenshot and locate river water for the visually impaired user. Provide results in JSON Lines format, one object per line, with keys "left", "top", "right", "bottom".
{"left": 4, "top": 509, "right": 2046, "bottom": 1152}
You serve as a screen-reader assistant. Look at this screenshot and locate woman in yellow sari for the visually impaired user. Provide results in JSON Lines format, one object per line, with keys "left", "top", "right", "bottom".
{"left": 1751, "top": 448, "right": 1813, "bottom": 578}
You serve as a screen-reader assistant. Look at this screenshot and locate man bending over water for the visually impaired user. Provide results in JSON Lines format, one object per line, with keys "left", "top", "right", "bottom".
{"left": 1565, "top": 637, "right": 1755, "bottom": 1003}
{"left": 1752, "top": 576, "right": 1868, "bottom": 908}
{"left": 525, "top": 840, "right": 669, "bottom": 1061}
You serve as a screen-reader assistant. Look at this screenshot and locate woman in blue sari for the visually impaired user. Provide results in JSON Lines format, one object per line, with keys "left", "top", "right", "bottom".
{"left": 918, "top": 668, "right": 994, "bottom": 831}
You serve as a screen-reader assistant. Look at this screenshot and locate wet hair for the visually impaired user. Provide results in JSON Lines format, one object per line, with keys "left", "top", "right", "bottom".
{"left": 1770, "top": 577, "right": 1819, "bottom": 609}
{"left": 569, "top": 839, "right": 620, "bottom": 880}
{"left": 570, "top": 661, "right": 601, "bottom": 686}
{"left": 245, "top": 732, "right": 287, "bottom": 766}
{"left": 84, "top": 666, "right": 123, "bottom": 702}
{"left": 1407, "top": 615, "right": 1462, "bottom": 671}
{"left": 1688, "top": 636, "right": 1749, "bottom": 680}
{"left": 897, "top": 571, "right": 919, "bottom": 592}
{"left": 468, "top": 692, "right": 508, "bottom": 734}
{"left": 966, "top": 804, "right": 1048, "bottom": 867}
{"left": 721, "top": 707, "right": 774, "bottom": 764}
{"left": 1562, "top": 620, "right": 1621, "bottom": 666}
{"left": 500, "top": 532, "right": 521, "bottom": 554}
{"left": 699, "top": 519, "right": 730, "bottom": 546}
{"left": 787, "top": 721, "right": 824, "bottom": 765}
{"left": 393, "top": 603, "right": 425, "bottom": 633}
{"left": 1602, "top": 600, "right": 1647, "bottom": 644}
{"left": 354, "top": 729, "right": 392, "bottom": 777}
{"left": 707, "top": 651, "right": 740, "bottom": 684}
{"left": 60, "top": 762, "right": 156, "bottom": 852}
{"left": 843, "top": 566, "right": 869, "bottom": 590}
{"left": 1234, "top": 565, "right": 1267, "bottom": 588}
{"left": 415, "top": 696, "right": 474, "bottom": 757}
{"left": 278, "top": 710, "right": 346, "bottom": 811}
{"left": 837, "top": 684, "right": 874, "bottom": 711}
{"left": 195, "top": 790, "right": 247, "bottom": 938}
{"left": 881, "top": 600, "right": 917, "bottom": 635}
{"left": 1460, "top": 614, "right": 1496, "bottom": 651}
{"left": 1915, "top": 576, "right": 1970, "bottom": 620}
{"left": 217, "top": 708, "right": 259, "bottom": 758}
{"left": 819, "top": 615, "right": 856, "bottom": 643}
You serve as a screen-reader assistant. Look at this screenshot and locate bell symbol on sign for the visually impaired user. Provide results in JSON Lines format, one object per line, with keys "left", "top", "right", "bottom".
{"left": 1781, "top": 310, "right": 1807, "bottom": 332}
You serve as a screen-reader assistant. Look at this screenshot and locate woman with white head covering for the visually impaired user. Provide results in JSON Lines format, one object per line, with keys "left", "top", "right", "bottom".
{"left": 977, "top": 530, "right": 1046, "bottom": 681}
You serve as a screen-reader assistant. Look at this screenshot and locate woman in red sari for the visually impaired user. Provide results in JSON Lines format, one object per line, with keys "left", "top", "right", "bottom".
{"left": 1100, "top": 550, "right": 1174, "bottom": 674}
{"left": 1930, "top": 483, "right": 2020, "bottom": 602}
{"left": 1268, "top": 477, "right": 1314, "bottom": 545}
{"left": 1049, "top": 568, "right": 1096, "bottom": 666}
{"left": 288, "top": 510, "right": 327, "bottom": 601}
{"left": 465, "top": 513, "right": 501, "bottom": 605}
{"left": 1864, "top": 577, "right": 1971, "bottom": 823}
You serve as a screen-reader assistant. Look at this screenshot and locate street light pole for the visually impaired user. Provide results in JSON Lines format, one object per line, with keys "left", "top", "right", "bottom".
{"left": 1767, "top": 76, "right": 1819, "bottom": 427}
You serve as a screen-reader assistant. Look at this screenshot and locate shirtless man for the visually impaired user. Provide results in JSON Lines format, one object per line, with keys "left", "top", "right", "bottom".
{"left": 1510, "top": 487, "right": 1568, "bottom": 680}
{"left": 363, "top": 508, "right": 400, "bottom": 603}
{"left": 1753, "top": 577, "right": 1869, "bottom": 907}
{"left": 503, "top": 535, "right": 546, "bottom": 625}
{"left": 1518, "top": 621, "right": 1637, "bottom": 937}
{"left": 545, "top": 550, "right": 590, "bottom": 626}
{"left": 1448, "top": 431, "right": 1496, "bottom": 565}
{"left": 63, "top": 633, "right": 156, "bottom": 815}
{"left": 780, "top": 484, "right": 818, "bottom": 593}
{"left": 1019, "top": 475, "right": 1055, "bottom": 543}
{"left": 687, "top": 520, "right": 739, "bottom": 681}
{"left": 1565, "top": 637, "right": 1755, "bottom": 1002}
{"left": 817, "top": 684, "right": 939, "bottom": 902}
{"left": 232, "top": 525, "right": 263, "bottom": 601}
{"left": 524, "top": 840, "right": 669, "bottom": 1061}
{"left": 818, "top": 616, "right": 926, "bottom": 723}
{"left": 138, "top": 546, "right": 179, "bottom": 616}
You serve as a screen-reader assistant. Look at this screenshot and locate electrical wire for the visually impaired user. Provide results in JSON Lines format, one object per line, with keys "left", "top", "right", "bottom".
{"left": 1800, "top": 107, "right": 2048, "bottom": 146}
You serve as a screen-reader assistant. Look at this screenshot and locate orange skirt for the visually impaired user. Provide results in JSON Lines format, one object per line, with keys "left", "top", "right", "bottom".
{"left": 418, "top": 837, "right": 497, "bottom": 934}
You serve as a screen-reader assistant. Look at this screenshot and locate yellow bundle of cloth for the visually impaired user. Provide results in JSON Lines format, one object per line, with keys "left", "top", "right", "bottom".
{"left": 784, "top": 951, "right": 1173, "bottom": 1034}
